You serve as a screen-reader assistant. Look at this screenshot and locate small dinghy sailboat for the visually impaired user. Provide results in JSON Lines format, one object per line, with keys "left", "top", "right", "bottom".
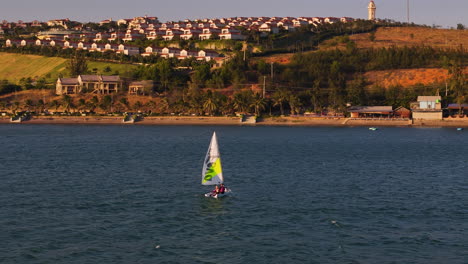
{"left": 202, "top": 132, "right": 231, "bottom": 198}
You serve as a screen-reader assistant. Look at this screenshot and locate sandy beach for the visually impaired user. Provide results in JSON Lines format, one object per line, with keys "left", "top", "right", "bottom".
{"left": 2, "top": 115, "right": 468, "bottom": 127}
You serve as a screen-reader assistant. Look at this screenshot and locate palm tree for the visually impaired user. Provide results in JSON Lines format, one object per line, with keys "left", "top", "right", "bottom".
{"left": 187, "top": 90, "right": 204, "bottom": 115}
{"left": 24, "top": 99, "right": 35, "bottom": 112}
{"left": 0, "top": 101, "right": 6, "bottom": 111}
{"left": 203, "top": 97, "right": 218, "bottom": 116}
{"left": 100, "top": 95, "right": 112, "bottom": 113}
{"left": 49, "top": 100, "right": 61, "bottom": 113}
{"left": 61, "top": 95, "right": 73, "bottom": 113}
{"left": 77, "top": 98, "right": 87, "bottom": 112}
{"left": 37, "top": 99, "right": 45, "bottom": 114}
{"left": 159, "top": 98, "right": 170, "bottom": 114}
{"left": 310, "top": 80, "right": 323, "bottom": 113}
{"left": 114, "top": 103, "right": 125, "bottom": 113}
{"left": 145, "top": 100, "right": 157, "bottom": 114}
{"left": 88, "top": 96, "right": 99, "bottom": 113}
{"left": 11, "top": 101, "right": 20, "bottom": 114}
{"left": 448, "top": 61, "right": 467, "bottom": 116}
{"left": 220, "top": 97, "right": 234, "bottom": 116}
{"left": 133, "top": 101, "right": 143, "bottom": 112}
{"left": 288, "top": 94, "right": 302, "bottom": 115}
{"left": 250, "top": 93, "right": 266, "bottom": 116}
{"left": 272, "top": 88, "right": 291, "bottom": 116}
{"left": 232, "top": 91, "right": 254, "bottom": 113}
{"left": 119, "top": 97, "right": 130, "bottom": 111}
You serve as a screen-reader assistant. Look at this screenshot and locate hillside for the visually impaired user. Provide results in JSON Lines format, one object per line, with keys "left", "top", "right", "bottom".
{"left": 261, "top": 27, "right": 468, "bottom": 65}
{"left": 0, "top": 52, "right": 137, "bottom": 84}
{"left": 364, "top": 67, "right": 468, "bottom": 90}
{"left": 257, "top": 27, "right": 468, "bottom": 89}
{"left": 321, "top": 27, "right": 468, "bottom": 50}
{"left": 0, "top": 53, "right": 67, "bottom": 83}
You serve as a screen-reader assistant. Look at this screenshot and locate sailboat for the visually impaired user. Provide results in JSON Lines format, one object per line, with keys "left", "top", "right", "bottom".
{"left": 202, "top": 132, "right": 231, "bottom": 198}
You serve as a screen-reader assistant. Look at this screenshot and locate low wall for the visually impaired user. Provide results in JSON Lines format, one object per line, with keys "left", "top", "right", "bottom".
{"left": 2, "top": 115, "right": 468, "bottom": 127}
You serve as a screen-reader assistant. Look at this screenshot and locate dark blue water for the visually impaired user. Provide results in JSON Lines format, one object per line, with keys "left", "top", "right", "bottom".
{"left": 1, "top": 125, "right": 467, "bottom": 263}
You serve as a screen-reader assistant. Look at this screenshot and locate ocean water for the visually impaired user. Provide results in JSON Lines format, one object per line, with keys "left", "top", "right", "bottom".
{"left": 0, "top": 125, "right": 467, "bottom": 264}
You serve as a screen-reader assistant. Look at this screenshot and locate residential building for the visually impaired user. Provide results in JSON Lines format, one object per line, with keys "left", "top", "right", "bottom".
{"left": 199, "top": 28, "right": 221, "bottom": 40}
{"left": 47, "top": 18, "right": 71, "bottom": 29}
{"left": 56, "top": 78, "right": 81, "bottom": 94}
{"left": 219, "top": 28, "right": 246, "bottom": 40}
{"left": 56, "top": 75, "right": 122, "bottom": 95}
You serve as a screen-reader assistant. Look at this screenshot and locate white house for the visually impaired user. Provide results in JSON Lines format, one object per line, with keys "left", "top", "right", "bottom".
{"left": 199, "top": 28, "right": 221, "bottom": 40}
{"left": 219, "top": 28, "right": 246, "bottom": 40}
{"left": 180, "top": 28, "right": 201, "bottom": 40}
{"left": 411, "top": 96, "right": 443, "bottom": 120}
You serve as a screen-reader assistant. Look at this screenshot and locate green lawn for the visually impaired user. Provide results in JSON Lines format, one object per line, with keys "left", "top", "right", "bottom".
{"left": 0, "top": 52, "right": 67, "bottom": 83}
{"left": 0, "top": 52, "right": 137, "bottom": 84}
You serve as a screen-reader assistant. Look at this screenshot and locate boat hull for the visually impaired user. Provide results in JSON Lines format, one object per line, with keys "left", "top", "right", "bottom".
{"left": 204, "top": 189, "right": 231, "bottom": 198}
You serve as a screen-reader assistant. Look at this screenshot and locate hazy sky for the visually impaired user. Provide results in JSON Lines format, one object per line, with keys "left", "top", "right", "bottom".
{"left": 1, "top": 0, "right": 466, "bottom": 28}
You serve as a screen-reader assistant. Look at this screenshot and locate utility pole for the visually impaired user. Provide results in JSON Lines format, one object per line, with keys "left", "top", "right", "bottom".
{"left": 263, "top": 76, "right": 266, "bottom": 98}
{"left": 270, "top": 62, "right": 274, "bottom": 80}
{"left": 407, "top": 0, "right": 410, "bottom": 24}
{"left": 445, "top": 76, "right": 448, "bottom": 97}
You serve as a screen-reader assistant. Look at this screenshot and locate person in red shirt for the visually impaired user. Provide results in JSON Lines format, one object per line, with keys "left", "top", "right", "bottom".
{"left": 219, "top": 183, "right": 226, "bottom": 194}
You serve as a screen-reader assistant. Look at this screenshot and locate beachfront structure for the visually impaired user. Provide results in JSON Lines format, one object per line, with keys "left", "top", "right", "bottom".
{"left": 56, "top": 75, "right": 121, "bottom": 95}
{"left": 411, "top": 96, "right": 443, "bottom": 120}
{"left": 56, "top": 78, "right": 82, "bottom": 94}
{"left": 348, "top": 106, "right": 393, "bottom": 118}
{"left": 446, "top": 104, "right": 468, "bottom": 117}
{"left": 128, "top": 80, "right": 154, "bottom": 95}
{"left": 393, "top": 106, "right": 411, "bottom": 118}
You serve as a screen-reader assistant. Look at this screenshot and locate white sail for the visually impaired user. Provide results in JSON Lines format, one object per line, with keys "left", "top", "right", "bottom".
{"left": 202, "top": 132, "right": 224, "bottom": 185}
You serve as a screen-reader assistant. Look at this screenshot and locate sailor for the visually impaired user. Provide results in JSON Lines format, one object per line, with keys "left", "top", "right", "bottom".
{"left": 219, "top": 183, "right": 226, "bottom": 194}
{"left": 211, "top": 185, "right": 220, "bottom": 196}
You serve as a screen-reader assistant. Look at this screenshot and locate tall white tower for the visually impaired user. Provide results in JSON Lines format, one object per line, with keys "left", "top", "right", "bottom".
{"left": 368, "top": 0, "right": 376, "bottom": 21}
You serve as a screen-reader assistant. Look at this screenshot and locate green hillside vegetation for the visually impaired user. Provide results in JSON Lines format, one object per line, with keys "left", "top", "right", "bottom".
{"left": 0, "top": 52, "right": 137, "bottom": 84}
{"left": 0, "top": 53, "right": 67, "bottom": 83}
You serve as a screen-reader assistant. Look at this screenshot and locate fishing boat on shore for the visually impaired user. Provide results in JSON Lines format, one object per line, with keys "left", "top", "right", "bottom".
{"left": 202, "top": 132, "right": 231, "bottom": 198}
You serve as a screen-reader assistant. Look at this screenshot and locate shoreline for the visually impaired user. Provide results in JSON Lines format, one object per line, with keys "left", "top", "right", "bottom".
{"left": 2, "top": 115, "right": 468, "bottom": 127}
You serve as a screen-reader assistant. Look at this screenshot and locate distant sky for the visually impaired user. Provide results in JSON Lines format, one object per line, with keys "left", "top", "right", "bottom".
{"left": 1, "top": 0, "right": 466, "bottom": 28}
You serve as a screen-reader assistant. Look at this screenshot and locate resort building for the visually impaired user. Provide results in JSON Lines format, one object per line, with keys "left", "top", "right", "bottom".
{"left": 56, "top": 75, "right": 122, "bottom": 95}
{"left": 411, "top": 96, "right": 443, "bottom": 120}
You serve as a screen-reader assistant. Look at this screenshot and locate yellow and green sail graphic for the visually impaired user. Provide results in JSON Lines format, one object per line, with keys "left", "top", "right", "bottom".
{"left": 203, "top": 158, "right": 222, "bottom": 184}
{"left": 202, "top": 132, "right": 224, "bottom": 185}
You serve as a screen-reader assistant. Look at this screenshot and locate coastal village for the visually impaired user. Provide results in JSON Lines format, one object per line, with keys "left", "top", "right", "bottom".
{"left": 4, "top": 2, "right": 468, "bottom": 264}
{"left": 0, "top": 1, "right": 467, "bottom": 126}
{"left": 2, "top": 15, "right": 354, "bottom": 59}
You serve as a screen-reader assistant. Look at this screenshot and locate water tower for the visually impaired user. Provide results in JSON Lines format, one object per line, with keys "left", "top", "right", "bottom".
{"left": 368, "top": 0, "right": 376, "bottom": 21}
